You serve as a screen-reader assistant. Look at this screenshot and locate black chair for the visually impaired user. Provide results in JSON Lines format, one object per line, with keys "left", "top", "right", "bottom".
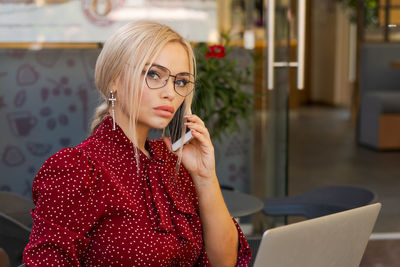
{"left": 262, "top": 185, "right": 376, "bottom": 219}
{"left": 0, "top": 192, "right": 34, "bottom": 267}
{"left": 0, "top": 213, "right": 31, "bottom": 267}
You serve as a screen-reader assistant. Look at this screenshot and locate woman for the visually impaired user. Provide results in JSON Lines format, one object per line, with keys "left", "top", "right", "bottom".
{"left": 23, "top": 21, "right": 251, "bottom": 266}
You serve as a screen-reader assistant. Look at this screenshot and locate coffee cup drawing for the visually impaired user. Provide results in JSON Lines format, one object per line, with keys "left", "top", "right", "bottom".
{"left": 2, "top": 145, "right": 25, "bottom": 167}
{"left": 16, "top": 64, "right": 39, "bottom": 86}
{"left": 7, "top": 111, "right": 38, "bottom": 137}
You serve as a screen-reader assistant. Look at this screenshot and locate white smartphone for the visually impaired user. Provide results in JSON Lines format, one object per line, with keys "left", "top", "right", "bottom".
{"left": 171, "top": 129, "right": 193, "bottom": 152}
{"left": 169, "top": 104, "right": 193, "bottom": 152}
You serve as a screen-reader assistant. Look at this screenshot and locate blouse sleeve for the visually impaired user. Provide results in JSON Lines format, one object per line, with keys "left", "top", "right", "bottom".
{"left": 23, "top": 147, "right": 104, "bottom": 267}
{"left": 196, "top": 217, "right": 251, "bottom": 267}
{"left": 175, "top": 159, "right": 252, "bottom": 266}
{"left": 232, "top": 218, "right": 252, "bottom": 266}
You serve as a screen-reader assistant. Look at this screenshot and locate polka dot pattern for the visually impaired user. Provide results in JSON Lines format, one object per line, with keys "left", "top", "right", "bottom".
{"left": 23, "top": 116, "right": 251, "bottom": 266}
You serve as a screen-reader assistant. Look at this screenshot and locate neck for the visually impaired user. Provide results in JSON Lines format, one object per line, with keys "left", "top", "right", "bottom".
{"left": 112, "top": 106, "right": 150, "bottom": 155}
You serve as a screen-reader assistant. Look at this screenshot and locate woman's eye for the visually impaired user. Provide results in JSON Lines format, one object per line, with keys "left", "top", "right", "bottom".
{"left": 175, "top": 79, "right": 189, "bottom": 87}
{"left": 147, "top": 70, "right": 160, "bottom": 80}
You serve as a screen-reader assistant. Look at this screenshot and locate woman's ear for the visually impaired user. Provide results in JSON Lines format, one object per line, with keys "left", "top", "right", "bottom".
{"left": 110, "top": 78, "right": 118, "bottom": 93}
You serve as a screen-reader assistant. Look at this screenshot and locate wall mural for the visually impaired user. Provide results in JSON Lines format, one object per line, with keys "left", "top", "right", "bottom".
{"left": 0, "top": 49, "right": 252, "bottom": 198}
{"left": 0, "top": 49, "right": 100, "bottom": 197}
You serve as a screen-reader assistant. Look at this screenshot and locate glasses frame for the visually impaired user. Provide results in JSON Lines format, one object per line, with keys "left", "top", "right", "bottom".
{"left": 144, "top": 64, "right": 195, "bottom": 97}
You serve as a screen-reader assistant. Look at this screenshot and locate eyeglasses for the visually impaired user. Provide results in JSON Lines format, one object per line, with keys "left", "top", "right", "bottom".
{"left": 143, "top": 64, "right": 195, "bottom": 97}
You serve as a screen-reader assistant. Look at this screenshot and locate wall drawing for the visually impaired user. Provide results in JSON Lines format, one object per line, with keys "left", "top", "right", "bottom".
{"left": 0, "top": 48, "right": 253, "bottom": 198}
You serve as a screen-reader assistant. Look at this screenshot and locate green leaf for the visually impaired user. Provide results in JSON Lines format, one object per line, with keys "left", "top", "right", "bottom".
{"left": 192, "top": 34, "right": 255, "bottom": 139}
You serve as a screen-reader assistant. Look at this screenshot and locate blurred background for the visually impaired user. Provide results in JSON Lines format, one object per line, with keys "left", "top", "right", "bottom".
{"left": 0, "top": 0, "right": 400, "bottom": 265}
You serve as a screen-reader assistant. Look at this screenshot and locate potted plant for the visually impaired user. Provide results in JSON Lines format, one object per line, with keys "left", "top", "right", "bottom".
{"left": 335, "top": 0, "right": 378, "bottom": 25}
{"left": 192, "top": 34, "right": 255, "bottom": 140}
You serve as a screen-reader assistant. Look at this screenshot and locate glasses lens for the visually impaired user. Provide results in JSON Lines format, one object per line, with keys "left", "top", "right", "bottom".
{"left": 145, "top": 65, "right": 195, "bottom": 96}
{"left": 174, "top": 73, "right": 194, "bottom": 96}
{"left": 146, "top": 66, "right": 169, "bottom": 89}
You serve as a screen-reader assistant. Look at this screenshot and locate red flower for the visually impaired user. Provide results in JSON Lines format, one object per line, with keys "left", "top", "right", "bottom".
{"left": 206, "top": 45, "right": 226, "bottom": 59}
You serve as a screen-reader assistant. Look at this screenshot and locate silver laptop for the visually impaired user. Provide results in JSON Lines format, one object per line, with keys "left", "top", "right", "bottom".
{"left": 253, "top": 203, "right": 381, "bottom": 267}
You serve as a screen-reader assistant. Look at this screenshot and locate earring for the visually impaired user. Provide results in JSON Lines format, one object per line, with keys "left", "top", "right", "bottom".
{"left": 108, "top": 91, "right": 116, "bottom": 130}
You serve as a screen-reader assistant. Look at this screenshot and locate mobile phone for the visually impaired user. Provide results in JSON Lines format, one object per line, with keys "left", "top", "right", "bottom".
{"left": 168, "top": 105, "right": 193, "bottom": 152}
{"left": 171, "top": 130, "right": 193, "bottom": 152}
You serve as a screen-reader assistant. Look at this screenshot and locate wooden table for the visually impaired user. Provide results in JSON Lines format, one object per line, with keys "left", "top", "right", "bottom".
{"left": 221, "top": 189, "right": 264, "bottom": 217}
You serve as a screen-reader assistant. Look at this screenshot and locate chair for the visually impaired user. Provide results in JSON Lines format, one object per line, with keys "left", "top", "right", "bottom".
{"left": 0, "top": 213, "right": 31, "bottom": 267}
{"left": 0, "top": 247, "right": 10, "bottom": 267}
{"left": 0, "top": 192, "right": 34, "bottom": 228}
{"left": 262, "top": 185, "right": 376, "bottom": 219}
{"left": 358, "top": 43, "right": 400, "bottom": 150}
{"left": 0, "top": 192, "right": 34, "bottom": 267}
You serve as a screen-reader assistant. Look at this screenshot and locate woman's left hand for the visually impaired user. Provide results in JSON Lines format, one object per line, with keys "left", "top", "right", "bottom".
{"left": 163, "top": 114, "right": 216, "bottom": 185}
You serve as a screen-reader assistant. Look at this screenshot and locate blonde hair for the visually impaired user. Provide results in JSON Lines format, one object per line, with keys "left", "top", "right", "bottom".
{"left": 90, "top": 21, "right": 196, "bottom": 161}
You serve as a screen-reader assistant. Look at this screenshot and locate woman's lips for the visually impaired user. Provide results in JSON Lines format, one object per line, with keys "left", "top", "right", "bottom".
{"left": 153, "top": 105, "right": 174, "bottom": 118}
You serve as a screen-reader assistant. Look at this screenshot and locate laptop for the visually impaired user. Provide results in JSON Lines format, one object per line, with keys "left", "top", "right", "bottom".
{"left": 253, "top": 203, "right": 381, "bottom": 267}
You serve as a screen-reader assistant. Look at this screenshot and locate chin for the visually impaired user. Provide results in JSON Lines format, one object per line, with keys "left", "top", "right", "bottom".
{"left": 151, "top": 120, "right": 171, "bottom": 130}
{"left": 152, "top": 125, "right": 167, "bottom": 130}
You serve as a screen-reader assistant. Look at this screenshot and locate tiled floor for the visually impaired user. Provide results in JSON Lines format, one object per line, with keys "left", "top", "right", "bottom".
{"left": 248, "top": 105, "right": 400, "bottom": 266}
{"left": 286, "top": 105, "right": 400, "bottom": 266}
{"left": 288, "top": 105, "right": 400, "bottom": 233}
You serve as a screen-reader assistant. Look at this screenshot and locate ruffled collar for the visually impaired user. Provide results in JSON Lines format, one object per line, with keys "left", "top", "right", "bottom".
{"left": 94, "top": 115, "right": 165, "bottom": 163}
{"left": 93, "top": 115, "right": 200, "bottom": 245}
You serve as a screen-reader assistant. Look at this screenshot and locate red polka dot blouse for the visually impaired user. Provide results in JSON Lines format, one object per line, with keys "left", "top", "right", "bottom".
{"left": 23, "top": 116, "right": 251, "bottom": 266}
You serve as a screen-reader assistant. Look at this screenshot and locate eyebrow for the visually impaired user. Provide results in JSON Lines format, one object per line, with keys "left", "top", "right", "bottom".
{"left": 145, "top": 63, "right": 192, "bottom": 76}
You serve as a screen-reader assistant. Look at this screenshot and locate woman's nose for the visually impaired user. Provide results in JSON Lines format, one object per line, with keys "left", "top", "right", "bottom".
{"left": 162, "top": 76, "right": 176, "bottom": 98}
